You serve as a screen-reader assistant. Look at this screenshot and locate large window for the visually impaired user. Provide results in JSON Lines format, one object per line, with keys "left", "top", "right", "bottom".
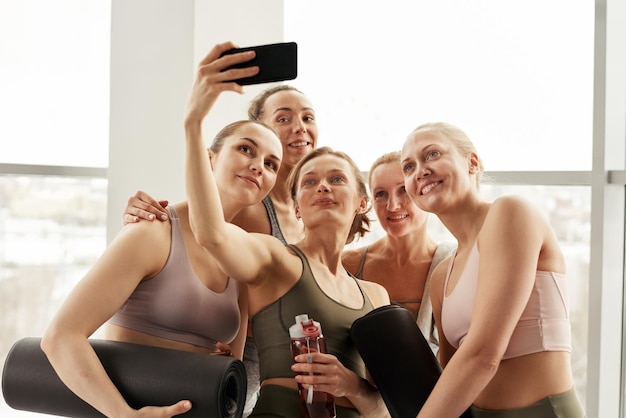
{"left": 0, "top": 1, "right": 110, "bottom": 416}
{"left": 0, "top": 0, "right": 110, "bottom": 167}
{"left": 285, "top": 0, "right": 596, "bottom": 411}
{"left": 285, "top": 1, "right": 593, "bottom": 172}
{"left": 1, "top": 1, "right": 624, "bottom": 417}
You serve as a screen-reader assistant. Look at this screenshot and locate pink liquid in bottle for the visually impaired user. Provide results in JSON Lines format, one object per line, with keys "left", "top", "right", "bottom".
{"left": 289, "top": 314, "right": 336, "bottom": 418}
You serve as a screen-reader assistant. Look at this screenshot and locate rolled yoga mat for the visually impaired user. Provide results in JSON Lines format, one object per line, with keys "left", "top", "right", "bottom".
{"left": 2, "top": 337, "right": 247, "bottom": 418}
{"left": 351, "top": 304, "right": 472, "bottom": 418}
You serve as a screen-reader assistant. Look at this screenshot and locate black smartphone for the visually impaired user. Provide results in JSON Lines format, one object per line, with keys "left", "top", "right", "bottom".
{"left": 219, "top": 42, "right": 297, "bottom": 86}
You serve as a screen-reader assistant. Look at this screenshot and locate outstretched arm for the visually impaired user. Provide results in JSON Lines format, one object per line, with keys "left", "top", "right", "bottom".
{"left": 122, "top": 40, "right": 258, "bottom": 227}
{"left": 183, "top": 43, "right": 282, "bottom": 283}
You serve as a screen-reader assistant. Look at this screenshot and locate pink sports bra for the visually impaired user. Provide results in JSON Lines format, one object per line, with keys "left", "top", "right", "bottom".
{"left": 441, "top": 242, "right": 571, "bottom": 359}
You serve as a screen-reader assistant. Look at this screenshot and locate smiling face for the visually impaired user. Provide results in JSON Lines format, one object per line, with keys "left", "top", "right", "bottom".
{"left": 211, "top": 122, "right": 282, "bottom": 207}
{"left": 260, "top": 90, "right": 318, "bottom": 169}
{"left": 401, "top": 127, "right": 479, "bottom": 214}
{"left": 370, "top": 159, "right": 430, "bottom": 237}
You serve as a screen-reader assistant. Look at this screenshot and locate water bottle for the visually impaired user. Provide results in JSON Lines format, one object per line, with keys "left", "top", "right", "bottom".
{"left": 289, "top": 314, "right": 336, "bottom": 418}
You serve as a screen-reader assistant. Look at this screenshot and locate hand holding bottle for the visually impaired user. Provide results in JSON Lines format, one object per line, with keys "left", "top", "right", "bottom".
{"left": 289, "top": 314, "right": 336, "bottom": 418}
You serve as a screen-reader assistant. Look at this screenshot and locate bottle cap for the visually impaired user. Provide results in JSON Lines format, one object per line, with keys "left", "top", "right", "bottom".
{"left": 295, "top": 314, "right": 309, "bottom": 323}
{"left": 289, "top": 314, "right": 310, "bottom": 338}
{"left": 301, "top": 318, "right": 320, "bottom": 337}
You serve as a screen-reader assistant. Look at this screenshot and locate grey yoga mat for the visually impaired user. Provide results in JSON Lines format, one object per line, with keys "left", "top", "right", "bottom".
{"left": 351, "top": 304, "right": 472, "bottom": 418}
{"left": 2, "top": 337, "right": 246, "bottom": 418}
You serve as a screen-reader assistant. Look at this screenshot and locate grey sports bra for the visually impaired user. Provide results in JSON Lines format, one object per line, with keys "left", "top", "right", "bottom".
{"left": 262, "top": 196, "right": 287, "bottom": 244}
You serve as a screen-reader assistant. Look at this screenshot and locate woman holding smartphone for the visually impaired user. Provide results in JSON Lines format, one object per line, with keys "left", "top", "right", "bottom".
{"left": 183, "top": 44, "right": 390, "bottom": 417}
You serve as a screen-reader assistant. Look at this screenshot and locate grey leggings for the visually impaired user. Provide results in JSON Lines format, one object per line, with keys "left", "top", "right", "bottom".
{"left": 470, "top": 388, "right": 586, "bottom": 418}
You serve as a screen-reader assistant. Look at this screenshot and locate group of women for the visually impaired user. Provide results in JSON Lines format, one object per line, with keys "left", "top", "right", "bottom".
{"left": 41, "top": 41, "right": 586, "bottom": 418}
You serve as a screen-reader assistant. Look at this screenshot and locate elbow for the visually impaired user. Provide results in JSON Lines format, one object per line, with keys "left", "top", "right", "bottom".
{"left": 470, "top": 345, "right": 503, "bottom": 378}
{"left": 40, "top": 327, "right": 63, "bottom": 361}
{"left": 476, "top": 353, "right": 500, "bottom": 376}
{"left": 193, "top": 229, "right": 228, "bottom": 250}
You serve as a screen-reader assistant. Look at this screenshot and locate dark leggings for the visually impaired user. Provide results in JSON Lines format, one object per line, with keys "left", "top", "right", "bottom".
{"left": 248, "top": 384, "right": 359, "bottom": 418}
{"left": 470, "top": 388, "right": 586, "bottom": 418}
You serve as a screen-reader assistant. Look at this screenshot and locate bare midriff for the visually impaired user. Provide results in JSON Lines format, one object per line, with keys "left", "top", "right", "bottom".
{"left": 473, "top": 351, "right": 574, "bottom": 410}
{"left": 105, "top": 324, "right": 229, "bottom": 355}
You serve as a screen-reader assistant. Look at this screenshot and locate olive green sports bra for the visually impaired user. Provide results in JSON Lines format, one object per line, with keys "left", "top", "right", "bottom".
{"left": 251, "top": 244, "right": 374, "bottom": 382}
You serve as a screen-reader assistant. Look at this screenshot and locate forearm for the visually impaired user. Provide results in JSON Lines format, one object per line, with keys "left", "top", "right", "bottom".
{"left": 184, "top": 119, "right": 228, "bottom": 247}
{"left": 417, "top": 349, "right": 497, "bottom": 418}
{"left": 42, "top": 336, "right": 134, "bottom": 417}
{"left": 347, "top": 377, "right": 390, "bottom": 418}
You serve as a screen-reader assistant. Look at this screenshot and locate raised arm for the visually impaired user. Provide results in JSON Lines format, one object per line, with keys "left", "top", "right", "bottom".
{"left": 183, "top": 44, "right": 283, "bottom": 283}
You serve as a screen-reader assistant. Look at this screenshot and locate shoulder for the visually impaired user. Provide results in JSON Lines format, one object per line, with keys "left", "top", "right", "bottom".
{"left": 358, "top": 279, "right": 390, "bottom": 308}
{"left": 102, "top": 217, "right": 171, "bottom": 276}
{"left": 489, "top": 195, "right": 539, "bottom": 220}
{"left": 484, "top": 195, "right": 547, "bottom": 236}
{"left": 479, "top": 196, "right": 552, "bottom": 262}
{"left": 341, "top": 245, "right": 367, "bottom": 276}
{"left": 115, "top": 216, "right": 171, "bottom": 245}
{"left": 260, "top": 234, "right": 301, "bottom": 270}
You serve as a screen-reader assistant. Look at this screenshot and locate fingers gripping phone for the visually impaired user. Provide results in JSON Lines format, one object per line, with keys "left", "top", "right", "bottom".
{"left": 220, "top": 42, "right": 298, "bottom": 86}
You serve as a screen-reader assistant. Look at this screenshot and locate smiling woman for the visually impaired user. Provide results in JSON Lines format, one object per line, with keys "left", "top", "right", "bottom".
{"left": 285, "top": 1, "right": 597, "bottom": 412}
{"left": 2, "top": 1, "right": 624, "bottom": 416}
{"left": 400, "top": 122, "right": 586, "bottom": 417}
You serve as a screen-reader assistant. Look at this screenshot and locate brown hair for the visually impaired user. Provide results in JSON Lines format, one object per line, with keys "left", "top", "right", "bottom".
{"left": 247, "top": 85, "right": 305, "bottom": 121}
{"left": 287, "top": 146, "right": 371, "bottom": 244}
{"left": 209, "top": 120, "right": 276, "bottom": 153}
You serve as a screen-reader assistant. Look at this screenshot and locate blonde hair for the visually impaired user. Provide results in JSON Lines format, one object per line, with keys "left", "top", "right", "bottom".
{"left": 407, "top": 122, "right": 485, "bottom": 187}
{"left": 368, "top": 151, "right": 401, "bottom": 190}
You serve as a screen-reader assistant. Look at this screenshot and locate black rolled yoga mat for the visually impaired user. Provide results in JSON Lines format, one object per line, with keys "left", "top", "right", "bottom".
{"left": 2, "top": 337, "right": 246, "bottom": 418}
{"left": 351, "top": 304, "right": 472, "bottom": 418}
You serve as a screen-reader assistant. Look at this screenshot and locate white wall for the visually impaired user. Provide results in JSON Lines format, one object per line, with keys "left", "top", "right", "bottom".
{"left": 107, "top": 0, "right": 284, "bottom": 242}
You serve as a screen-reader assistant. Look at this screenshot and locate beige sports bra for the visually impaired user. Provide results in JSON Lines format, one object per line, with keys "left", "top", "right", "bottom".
{"left": 441, "top": 242, "right": 571, "bottom": 359}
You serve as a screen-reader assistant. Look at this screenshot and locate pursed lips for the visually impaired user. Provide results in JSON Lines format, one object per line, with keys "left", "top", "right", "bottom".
{"left": 238, "top": 175, "right": 260, "bottom": 189}
{"left": 313, "top": 198, "right": 335, "bottom": 206}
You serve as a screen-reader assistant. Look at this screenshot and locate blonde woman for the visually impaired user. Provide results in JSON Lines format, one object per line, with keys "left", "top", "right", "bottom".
{"left": 401, "top": 122, "right": 585, "bottom": 418}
